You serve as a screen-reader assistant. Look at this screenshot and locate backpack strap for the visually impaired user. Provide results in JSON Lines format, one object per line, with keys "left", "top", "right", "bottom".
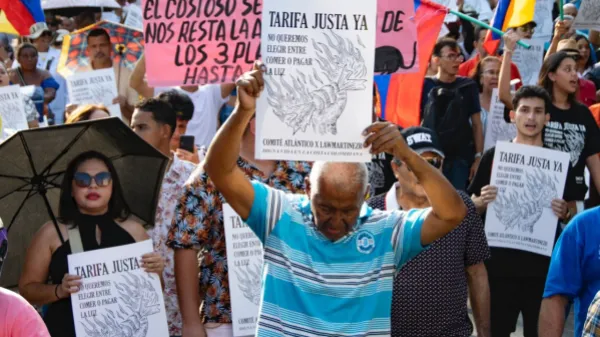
{"left": 68, "top": 227, "right": 84, "bottom": 254}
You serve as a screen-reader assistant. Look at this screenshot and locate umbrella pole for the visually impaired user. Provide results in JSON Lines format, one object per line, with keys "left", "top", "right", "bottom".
{"left": 40, "top": 189, "right": 64, "bottom": 243}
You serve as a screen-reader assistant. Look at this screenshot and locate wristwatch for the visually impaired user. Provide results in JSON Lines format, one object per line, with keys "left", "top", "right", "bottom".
{"left": 475, "top": 152, "right": 483, "bottom": 159}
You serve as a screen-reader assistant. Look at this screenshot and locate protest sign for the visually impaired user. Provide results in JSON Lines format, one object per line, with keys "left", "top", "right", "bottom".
{"left": 142, "top": 0, "right": 261, "bottom": 87}
{"left": 255, "top": 0, "right": 375, "bottom": 162}
{"left": 484, "top": 89, "right": 516, "bottom": 151}
{"left": 68, "top": 240, "right": 169, "bottom": 337}
{"left": 532, "top": 0, "right": 554, "bottom": 40}
{"left": 66, "top": 68, "right": 122, "bottom": 120}
{"left": 573, "top": 0, "right": 600, "bottom": 30}
{"left": 223, "top": 203, "right": 263, "bottom": 337}
{"left": 511, "top": 39, "right": 544, "bottom": 86}
{"left": 124, "top": 4, "right": 144, "bottom": 29}
{"left": 0, "top": 85, "right": 27, "bottom": 140}
{"left": 485, "top": 142, "right": 569, "bottom": 256}
{"left": 375, "top": 0, "right": 418, "bottom": 75}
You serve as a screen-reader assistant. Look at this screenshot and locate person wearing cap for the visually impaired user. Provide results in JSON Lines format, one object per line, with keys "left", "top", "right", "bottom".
{"left": 0, "top": 221, "right": 51, "bottom": 337}
{"left": 469, "top": 86, "right": 569, "bottom": 337}
{"left": 27, "top": 23, "right": 54, "bottom": 70}
{"left": 368, "top": 126, "right": 491, "bottom": 337}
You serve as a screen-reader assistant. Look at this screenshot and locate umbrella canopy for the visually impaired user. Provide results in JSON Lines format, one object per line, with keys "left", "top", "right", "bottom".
{"left": 42, "top": 0, "right": 120, "bottom": 10}
{"left": 57, "top": 20, "right": 143, "bottom": 77}
{"left": 0, "top": 117, "right": 168, "bottom": 288}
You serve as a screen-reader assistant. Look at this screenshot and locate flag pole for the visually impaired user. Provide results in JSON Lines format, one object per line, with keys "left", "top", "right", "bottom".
{"left": 558, "top": 0, "right": 564, "bottom": 21}
{"left": 449, "top": 9, "right": 531, "bottom": 49}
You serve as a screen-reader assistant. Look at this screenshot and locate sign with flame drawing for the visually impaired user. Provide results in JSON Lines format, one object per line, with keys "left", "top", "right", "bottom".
{"left": 485, "top": 142, "right": 569, "bottom": 256}
{"left": 66, "top": 68, "right": 122, "bottom": 120}
{"left": 68, "top": 240, "right": 169, "bottom": 337}
{"left": 223, "top": 203, "right": 263, "bottom": 337}
{"left": 255, "top": 0, "right": 376, "bottom": 162}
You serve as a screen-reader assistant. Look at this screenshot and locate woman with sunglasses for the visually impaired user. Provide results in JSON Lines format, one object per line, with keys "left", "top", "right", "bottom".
{"left": 499, "top": 31, "right": 600, "bottom": 222}
{"left": 18, "top": 151, "right": 165, "bottom": 337}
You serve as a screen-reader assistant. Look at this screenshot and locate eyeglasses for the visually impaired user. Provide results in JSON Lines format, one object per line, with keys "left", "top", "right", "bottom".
{"left": 441, "top": 53, "right": 464, "bottom": 62}
{"left": 517, "top": 26, "right": 535, "bottom": 34}
{"left": 397, "top": 157, "right": 443, "bottom": 171}
{"left": 73, "top": 172, "right": 112, "bottom": 188}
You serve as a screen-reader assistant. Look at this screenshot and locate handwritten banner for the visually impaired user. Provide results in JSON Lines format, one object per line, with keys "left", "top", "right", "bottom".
{"left": 66, "top": 68, "right": 122, "bottom": 120}
{"left": 485, "top": 142, "right": 569, "bottom": 256}
{"left": 511, "top": 39, "right": 544, "bottom": 86}
{"left": 0, "top": 85, "right": 27, "bottom": 140}
{"left": 573, "top": 0, "right": 600, "bottom": 31}
{"left": 375, "top": 0, "right": 418, "bottom": 75}
{"left": 483, "top": 89, "right": 516, "bottom": 151}
{"left": 255, "top": 0, "right": 375, "bottom": 162}
{"left": 142, "top": 0, "right": 262, "bottom": 87}
{"left": 124, "top": 4, "right": 144, "bottom": 29}
{"left": 223, "top": 204, "right": 263, "bottom": 336}
{"left": 68, "top": 240, "right": 169, "bottom": 337}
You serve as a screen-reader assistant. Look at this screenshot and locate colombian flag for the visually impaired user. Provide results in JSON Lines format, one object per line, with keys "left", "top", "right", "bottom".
{"left": 375, "top": 0, "right": 447, "bottom": 127}
{"left": 483, "top": 0, "right": 536, "bottom": 55}
{"left": 0, "top": 0, "right": 45, "bottom": 36}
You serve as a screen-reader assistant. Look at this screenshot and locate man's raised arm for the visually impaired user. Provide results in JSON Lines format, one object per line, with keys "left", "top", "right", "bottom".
{"left": 204, "top": 62, "right": 265, "bottom": 220}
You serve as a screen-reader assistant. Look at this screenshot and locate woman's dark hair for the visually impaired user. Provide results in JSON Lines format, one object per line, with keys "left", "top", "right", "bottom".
{"left": 471, "top": 56, "right": 501, "bottom": 92}
{"left": 574, "top": 34, "right": 594, "bottom": 70}
{"left": 58, "top": 151, "right": 130, "bottom": 225}
{"left": 16, "top": 43, "right": 37, "bottom": 59}
{"left": 537, "top": 51, "right": 578, "bottom": 106}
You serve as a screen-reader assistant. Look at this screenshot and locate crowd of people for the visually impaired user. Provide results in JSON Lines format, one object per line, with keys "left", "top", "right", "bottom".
{"left": 2, "top": 0, "right": 600, "bottom": 337}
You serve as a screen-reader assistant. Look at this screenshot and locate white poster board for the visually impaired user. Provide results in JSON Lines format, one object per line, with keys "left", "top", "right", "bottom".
{"left": 0, "top": 85, "right": 27, "bottom": 140}
{"left": 511, "top": 39, "right": 545, "bottom": 86}
{"left": 573, "top": 0, "right": 600, "bottom": 31}
{"left": 124, "top": 5, "right": 143, "bottom": 30}
{"left": 256, "top": 0, "right": 375, "bottom": 162}
{"left": 532, "top": 0, "right": 554, "bottom": 40}
{"left": 223, "top": 203, "right": 263, "bottom": 337}
{"left": 68, "top": 240, "right": 169, "bottom": 337}
{"left": 66, "top": 68, "right": 122, "bottom": 120}
{"left": 483, "top": 89, "right": 516, "bottom": 151}
{"left": 485, "top": 142, "right": 569, "bottom": 256}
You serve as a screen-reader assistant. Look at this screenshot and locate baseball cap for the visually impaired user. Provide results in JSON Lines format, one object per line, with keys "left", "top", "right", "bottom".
{"left": 400, "top": 126, "right": 445, "bottom": 158}
{"left": 0, "top": 218, "right": 6, "bottom": 277}
{"left": 28, "top": 22, "right": 51, "bottom": 40}
{"left": 54, "top": 29, "right": 69, "bottom": 43}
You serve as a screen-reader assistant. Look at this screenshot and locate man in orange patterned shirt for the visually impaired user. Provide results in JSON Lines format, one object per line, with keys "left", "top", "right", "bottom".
{"left": 167, "top": 116, "right": 311, "bottom": 337}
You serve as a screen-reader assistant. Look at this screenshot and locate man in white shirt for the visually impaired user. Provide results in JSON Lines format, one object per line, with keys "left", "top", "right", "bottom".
{"left": 130, "top": 55, "right": 235, "bottom": 148}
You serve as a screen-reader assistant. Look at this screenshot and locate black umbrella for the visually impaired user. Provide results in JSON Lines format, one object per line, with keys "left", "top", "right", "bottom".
{"left": 0, "top": 117, "right": 168, "bottom": 288}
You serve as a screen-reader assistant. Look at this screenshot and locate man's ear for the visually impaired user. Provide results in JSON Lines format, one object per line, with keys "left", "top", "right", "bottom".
{"left": 304, "top": 176, "right": 311, "bottom": 199}
{"left": 509, "top": 110, "right": 516, "bottom": 123}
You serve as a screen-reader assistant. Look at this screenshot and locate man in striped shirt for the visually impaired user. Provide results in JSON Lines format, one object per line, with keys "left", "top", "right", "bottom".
{"left": 203, "top": 63, "right": 468, "bottom": 336}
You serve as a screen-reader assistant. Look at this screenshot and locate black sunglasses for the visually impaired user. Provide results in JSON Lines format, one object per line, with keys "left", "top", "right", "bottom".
{"left": 395, "top": 157, "right": 443, "bottom": 171}
{"left": 73, "top": 172, "right": 112, "bottom": 188}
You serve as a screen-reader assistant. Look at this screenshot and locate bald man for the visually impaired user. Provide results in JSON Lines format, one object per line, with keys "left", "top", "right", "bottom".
{"left": 204, "top": 62, "right": 468, "bottom": 336}
{"left": 563, "top": 3, "right": 578, "bottom": 18}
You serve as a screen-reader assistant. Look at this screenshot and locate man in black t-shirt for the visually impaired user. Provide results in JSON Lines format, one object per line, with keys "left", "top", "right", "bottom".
{"left": 421, "top": 39, "right": 484, "bottom": 191}
{"left": 468, "top": 86, "right": 569, "bottom": 337}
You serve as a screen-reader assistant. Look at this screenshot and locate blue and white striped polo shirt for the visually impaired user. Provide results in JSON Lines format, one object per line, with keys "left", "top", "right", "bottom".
{"left": 245, "top": 181, "right": 430, "bottom": 336}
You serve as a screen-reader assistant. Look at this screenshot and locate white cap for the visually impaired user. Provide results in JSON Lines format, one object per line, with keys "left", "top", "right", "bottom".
{"left": 28, "top": 22, "right": 51, "bottom": 40}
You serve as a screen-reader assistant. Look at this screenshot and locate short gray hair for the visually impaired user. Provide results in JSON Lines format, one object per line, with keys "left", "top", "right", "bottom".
{"left": 309, "top": 162, "right": 369, "bottom": 194}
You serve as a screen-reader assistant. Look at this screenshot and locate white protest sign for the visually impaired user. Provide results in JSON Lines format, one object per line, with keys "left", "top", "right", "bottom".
{"left": 464, "top": 0, "right": 493, "bottom": 21}
{"left": 484, "top": 89, "right": 516, "bottom": 151}
{"left": 66, "top": 68, "right": 122, "bottom": 120}
{"left": 0, "top": 85, "right": 27, "bottom": 140}
{"left": 511, "top": 39, "right": 544, "bottom": 86}
{"left": 532, "top": 0, "right": 554, "bottom": 40}
{"left": 573, "top": 0, "right": 600, "bottom": 30}
{"left": 256, "top": 0, "right": 375, "bottom": 162}
{"left": 101, "top": 11, "right": 122, "bottom": 23}
{"left": 485, "top": 142, "right": 569, "bottom": 256}
{"left": 124, "top": 4, "right": 143, "bottom": 29}
{"left": 68, "top": 240, "right": 169, "bottom": 337}
{"left": 223, "top": 203, "right": 263, "bottom": 337}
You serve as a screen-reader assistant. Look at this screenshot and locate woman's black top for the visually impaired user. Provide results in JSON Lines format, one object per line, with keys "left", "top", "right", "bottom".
{"left": 44, "top": 214, "right": 136, "bottom": 337}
